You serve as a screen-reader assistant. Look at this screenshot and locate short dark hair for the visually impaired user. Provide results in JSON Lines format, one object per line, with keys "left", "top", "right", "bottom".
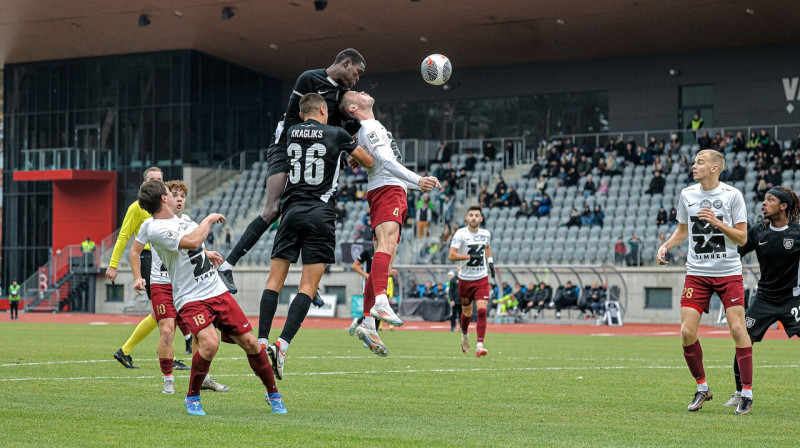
{"left": 138, "top": 180, "right": 167, "bottom": 215}
{"left": 334, "top": 48, "right": 365, "bottom": 68}
{"left": 300, "top": 93, "right": 327, "bottom": 118}
{"left": 467, "top": 205, "right": 482, "bottom": 214}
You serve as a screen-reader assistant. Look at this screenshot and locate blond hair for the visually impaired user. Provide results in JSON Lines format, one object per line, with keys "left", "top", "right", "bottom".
{"left": 696, "top": 149, "right": 725, "bottom": 172}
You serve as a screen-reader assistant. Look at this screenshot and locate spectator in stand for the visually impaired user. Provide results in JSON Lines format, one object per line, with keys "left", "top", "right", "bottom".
{"left": 534, "top": 175, "right": 547, "bottom": 196}
{"left": 346, "top": 182, "right": 358, "bottom": 201}
{"left": 338, "top": 181, "right": 350, "bottom": 202}
{"left": 416, "top": 194, "right": 434, "bottom": 238}
{"left": 432, "top": 141, "right": 451, "bottom": 164}
{"left": 669, "top": 134, "right": 682, "bottom": 154}
{"left": 747, "top": 131, "right": 759, "bottom": 150}
{"left": 627, "top": 234, "right": 642, "bottom": 266}
{"left": 494, "top": 177, "right": 508, "bottom": 195}
{"left": 565, "top": 166, "right": 579, "bottom": 187}
{"left": 653, "top": 155, "right": 664, "bottom": 173}
{"left": 555, "top": 166, "right": 568, "bottom": 187}
{"left": 638, "top": 146, "right": 654, "bottom": 165}
{"left": 767, "top": 139, "right": 783, "bottom": 161}
{"left": 729, "top": 159, "right": 746, "bottom": 182}
{"left": 732, "top": 131, "right": 746, "bottom": 152}
{"left": 441, "top": 194, "right": 455, "bottom": 225}
{"left": 554, "top": 281, "right": 579, "bottom": 319}
{"left": 421, "top": 281, "right": 436, "bottom": 298}
{"left": 537, "top": 194, "right": 552, "bottom": 217}
{"left": 505, "top": 186, "right": 521, "bottom": 207}
{"left": 464, "top": 152, "right": 478, "bottom": 171}
{"left": 582, "top": 173, "right": 596, "bottom": 197}
{"left": 606, "top": 154, "right": 621, "bottom": 176}
{"left": 355, "top": 216, "right": 374, "bottom": 242}
{"left": 697, "top": 130, "right": 712, "bottom": 150}
{"left": 523, "top": 160, "right": 545, "bottom": 179}
{"left": 590, "top": 205, "right": 605, "bottom": 227}
{"left": 668, "top": 207, "right": 679, "bottom": 226}
{"left": 224, "top": 228, "right": 232, "bottom": 253}
{"left": 478, "top": 185, "right": 490, "bottom": 208}
{"left": 688, "top": 112, "right": 704, "bottom": 132}
{"left": 517, "top": 201, "right": 533, "bottom": 218}
{"left": 598, "top": 179, "right": 609, "bottom": 195}
{"left": 504, "top": 141, "right": 515, "bottom": 167}
{"left": 580, "top": 205, "right": 593, "bottom": 226}
{"left": 614, "top": 237, "right": 627, "bottom": 265}
{"left": 483, "top": 142, "right": 497, "bottom": 161}
{"left": 335, "top": 203, "right": 347, "bottom": 227}
{"left": 645, "top": 170, "right": 666, "bottom": 194}
{"left": 764, "top": 166, "right": 782, "bottom": 188}
{"left": 490, "top": 188, "right": 507, "bottom": 208}
{"left": 577, "top": 154, "right": 591, "bottom": 176}
{"left": 758, "top": 128, "right": 771, "bottom": 146}
{"left": 782, "top": 150, "right": 795, "bottom": 171}
{"left": 711, "top": 132, "right": 725, "bottom": 152}
{"left": 647, "top": 136, "right": 658, "bottom": 151}
{"left": 656, "top": 207, "right": 668, "bottom": 226}
{"left": 565, "top": 208, "right": 582, "bottom": 228}
{"left": 754, "top": 179, "right": 768, "bottom": 202}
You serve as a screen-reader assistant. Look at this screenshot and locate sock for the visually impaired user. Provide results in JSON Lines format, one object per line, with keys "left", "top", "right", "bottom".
{"left": 362, "top": 316, "right": 376, "bottom": 329}
{"left": 247, "top": 349, "right": 278, "bottom": 394}
{"left": 188, "top": 352, "right": 212, "bottom": 397}
{"left": 682, "top": 340, "right": 706, "bottom": 386}
{"left": 375, "top": 293, "right": 389, "bottom": 307}
{"left": 363, "top": 271, "right": 376, "bottom": 317}
{"left": 371, "top": 252, "right": 392, "bottom": 296}
{"left": 733, "top": 354, "right": 742, "bottom": 393}
{"left": 121, "top": 314, "right": 158, "bottom": 355}
{"left": 225, "top": 216, "right": 270, "bottom": 266}
{"left": 258, "top": 289, "right": 280, "bottom": 340}
{"left": 277, "top": 338, "right": 289, "bottom": 354}
{"left": 735, "top": 346, "right": 753, "bottom": 397}
{"left": 460, "top": 312, "right": 471, "bottom": 334}
{"left": 476, "top": 308, "right": 487, "bottom": 343}
{"left": 220, "top": 261, "right": 234, "bottom": 271}
{"left": 184, "top": 333, "right": 191, "bottom": 341}
{"left": 159, "top": 358, "right": 173, "bottom": 376}
{"left": 279, "top": 293, "right": 311, "bottom": 344}
{"left": 258, "top": 337, "right": 269, "bottom": 349}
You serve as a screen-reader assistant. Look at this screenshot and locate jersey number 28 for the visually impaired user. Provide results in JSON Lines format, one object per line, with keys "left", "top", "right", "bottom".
{"left": 288, "top": 143, "right": 327, "bottom": 185}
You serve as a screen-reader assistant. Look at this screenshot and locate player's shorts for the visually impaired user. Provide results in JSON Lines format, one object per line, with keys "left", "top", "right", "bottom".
{"left": 150, "top": 283, "right": 178, "bottom": 321}
{"left": 140, "top": 250, "right": 152, "bottom": 300}
{"left": 745, "top": 294, "right": 800, "bottom": 341}
{"left": 178, "top": 292, "right": 251, "bottom": 343}
{"left": 266, "top": 141, "right": 290, "bottom": 177}
{"left": 271, "top": 201, "right": 336, "bottom": 264}
{"left": 367, "top": 185, "right": 408, "bottom": 243}
{"left": 458, "top": 276, "right": 491, "bottom": 306}
{"left": 680, "top": 274, "right": 744, "bottom": 314}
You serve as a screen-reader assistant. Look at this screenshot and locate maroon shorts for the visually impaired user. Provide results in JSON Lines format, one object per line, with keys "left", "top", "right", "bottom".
{"left": 458, "top": 277, "right": 491, "bottom": 306}
{"left": 178, "top": 292, "right": 252, "bottom": 343}
{"left": 150, "top": 283, "right": 178, "bottom": 322}
{"left": 681, "top": 274, "right": 745, "bottom": 314}
{"left": 367, "top": 185, "right": 408, "bottom": 243}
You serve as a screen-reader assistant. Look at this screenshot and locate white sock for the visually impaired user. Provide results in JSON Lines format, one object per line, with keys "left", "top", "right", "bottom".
{"left": 741, "top": 389, "right": 753, "bottom": 398}
{"left": 203, "top": 374, "right": 210, "bottom": 382}
{"left": 220, "top": 261, "right": 234, "bottom": 271}
{"left": 164, "top": 374, "right": 174, "bottom": 380}
{"left": 277, "top": 337, "right": 289, "bottom": 354}
{"left": 258, "top": 337, "right": 269, "bottom": 349}
{"left": 374, "top": 293, "right": 389, "bottom": 306}
{"left": 697, "top": 382, "right": 709, "bottom": 392}
{"left": 476, "top": 342, "right": 484, "bottom": 349}
{"left": 363, "top": 316, "right": 376, "bottom": 329}
{"left": 184, "top": 334, "right": 191, "bottom": 341}
{"left": 733, "top": 391, "right": 741, "bottom": 397}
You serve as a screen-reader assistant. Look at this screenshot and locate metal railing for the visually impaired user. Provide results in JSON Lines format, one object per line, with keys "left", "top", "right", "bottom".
{"left": 19, "top": 147, "right": 113, "bottom": 171}
{"left": 194, "top": 149, "right": 268, "bottom": 198}
{"left": 396, "top": 137, "right": 532, "bottom": 171}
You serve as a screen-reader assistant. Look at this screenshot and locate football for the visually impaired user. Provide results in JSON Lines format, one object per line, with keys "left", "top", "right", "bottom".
{"left": 421, "top": 54, "right": 452, "bottom": 86}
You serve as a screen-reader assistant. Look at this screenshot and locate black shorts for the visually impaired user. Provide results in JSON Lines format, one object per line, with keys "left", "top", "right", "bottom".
{"left": 745, "top": 294, "right": 800, "bottom": 341}
{"left": 266, "top": 141, "right": 290, "bottom": 177}
{"left": 140, "top": 250, "right": 152, "bottom": 300}
{"left": 271, "top": 202, "right": 336, "bottom": 264}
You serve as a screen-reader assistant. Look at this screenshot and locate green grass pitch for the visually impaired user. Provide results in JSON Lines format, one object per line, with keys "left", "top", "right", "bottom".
{"left": 0, "top": 322, "right": 798, "bottom": 447}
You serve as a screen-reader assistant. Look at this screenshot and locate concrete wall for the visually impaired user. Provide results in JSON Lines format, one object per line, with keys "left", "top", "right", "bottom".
{"left": 93, "top": 264, "right": 763, "bottom": 325}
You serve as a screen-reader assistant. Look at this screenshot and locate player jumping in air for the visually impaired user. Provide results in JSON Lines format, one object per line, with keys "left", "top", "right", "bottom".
{"left": 130, "top": 180, "right": 228, "bottom": 394}
{"left": 449, "top": 206, "right": 496, "bottom": 357}
{"left": 723, "top": 186, "right": 800, "bottom": 414}
{"left": 339, "top": 90, "right": 439, "bottom": 355}
{"left": 217, "top": 49, "right": 366, "bottom": 296}
{"left": 257, "top": 93, "right": 373, "bottom": 378}
{"left": 657, "top": 149, "right": 752, "bottom": 414}
{"left": 136, "top": 180, "right": 285, "bottom": 416}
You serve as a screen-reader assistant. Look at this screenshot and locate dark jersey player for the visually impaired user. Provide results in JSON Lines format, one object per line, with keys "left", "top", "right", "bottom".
{"left": 724, "top": 186, "right": 800, "bottom": 408}
{"left": 256, "top": 93, "right": 373, "bottom": 380}
{"left": 218, "top": 49, "right": 366, "bottom": 295}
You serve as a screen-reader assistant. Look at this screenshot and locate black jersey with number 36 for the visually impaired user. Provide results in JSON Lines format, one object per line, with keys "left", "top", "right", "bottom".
{"left": 281, "top": 119, "right": 357, "bottom": 211}
{"left": 738, "top": 222, "right": 800, "bottom": 303}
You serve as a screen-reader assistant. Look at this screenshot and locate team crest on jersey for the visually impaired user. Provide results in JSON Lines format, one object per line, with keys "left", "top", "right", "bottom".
{"left": 166, "top": 231, "right": 176, "bottom": 239}
{"left": 712, "top": 200, "right": 723, "bottom": 209}
{"left": 784, "top": 238, "right": 794, "bottom": 249}
{"left": 367, "top": 132, "right": 379, "bottom": 144}
{"left": 699, "top": 199, "right": 712, "bottom": 209}
{"left": 746, "top": 317, "right": 755, "bottom": 328}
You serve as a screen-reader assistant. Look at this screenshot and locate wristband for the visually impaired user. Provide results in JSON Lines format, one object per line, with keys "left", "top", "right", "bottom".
{"left": 487, "top": 257, "right": 494, "bottom": 264}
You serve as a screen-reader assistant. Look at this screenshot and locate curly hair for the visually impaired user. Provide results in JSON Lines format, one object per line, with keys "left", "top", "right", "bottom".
{"left": 764, "top": 186, "right": 800, "bottom": 226}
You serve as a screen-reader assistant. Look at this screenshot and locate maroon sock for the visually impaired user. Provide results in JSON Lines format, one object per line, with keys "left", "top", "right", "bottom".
{"left": 682, "top": 340, "right": 706, "bottom": 383}
{"left": 460, "top": 312, "right": 471, "bottom": 334}
{"left": 247, "top": 349, "right": 278, "bottom": 394}
{"left": 158, "top": 358, "right": 173, "bottom": 376}
{"left": 735, "top": 346, "right": 753, "bottom": 389}
{"left": 476, "top": 308, "right": 487, "bottom": 343}
{"left": 176, "top": 317, "right": 191, "bottom": 337}
{"left": 371, "top": 252, "right": 392, "bottom": 296}
{"left": 363, "top": 272, "right": 375, "bottom": 317}
{"left": 187, "top": 352, "right": 212, "bottom": 397}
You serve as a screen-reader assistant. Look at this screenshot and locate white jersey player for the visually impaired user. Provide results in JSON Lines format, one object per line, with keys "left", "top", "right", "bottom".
{"left": 449, "top": 206, "right": 497, "bottom": 357}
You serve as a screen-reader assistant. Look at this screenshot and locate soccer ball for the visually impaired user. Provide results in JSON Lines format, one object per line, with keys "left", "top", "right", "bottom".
{"left": 421, "top": 54, "right": 452, "bottom": 86}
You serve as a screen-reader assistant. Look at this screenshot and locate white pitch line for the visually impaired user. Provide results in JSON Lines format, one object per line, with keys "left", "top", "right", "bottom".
{"left": 2, "top": 364, "right": 800, "bottom": 383}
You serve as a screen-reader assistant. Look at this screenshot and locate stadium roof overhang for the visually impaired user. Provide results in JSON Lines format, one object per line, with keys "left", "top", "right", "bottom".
{"left": 2, "top": 0, "right": 800, "bottom": 80}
